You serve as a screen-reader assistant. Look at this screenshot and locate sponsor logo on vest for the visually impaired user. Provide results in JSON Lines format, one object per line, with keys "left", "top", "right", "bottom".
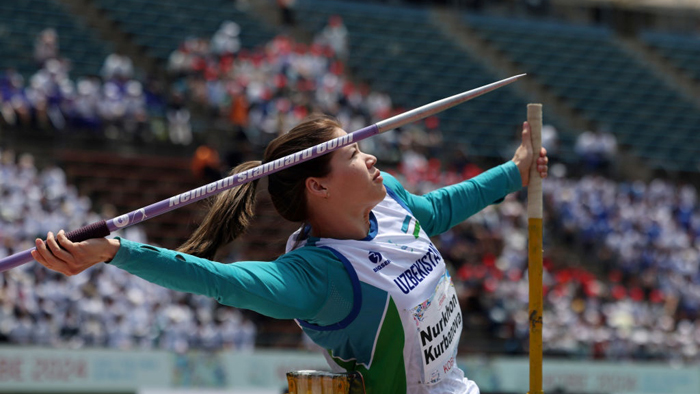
{"left": 393, "top": 244, "right": 442, "bottom": 294}
{"left": 419, "top": 294, "right": 461, "bottom": 366}
{"left": 438, "top": 292, "right": 447, "bottom": 308}
{"left": 430, "top": 370, "right": 440, "bottom": 384}
{"left": 443, "top": 356, "right": 455, "bottom": 374}
{"left": 368, "top": 251, "right": 391, "bottom": 272}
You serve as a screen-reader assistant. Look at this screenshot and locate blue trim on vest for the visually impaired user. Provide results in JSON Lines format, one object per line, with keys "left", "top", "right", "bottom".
{"left": 297, "top": 246, "right": 363, "bottom": 331}
{"left": 363, "top": 211, "right": 378, "bottom": 241}
{"left": 385, "top": 186, "right": 413, "bottom": 215}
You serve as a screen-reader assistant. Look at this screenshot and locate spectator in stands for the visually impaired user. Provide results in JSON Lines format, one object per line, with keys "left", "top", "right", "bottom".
{"left": 26, "top": 60, "right": 60, "bottom": 130}
{"left": 422, "top": 116, "right": 444, "bottom": 158}
{"left": 191, "top": 144, "right": 222, "bottom": 182}
{"left": 541, "top": 123, "right": 559, "bottom": 162}
{"left": 278, "top": 0, "right": 296, "bottom": 27}
{"left": 211, "top": 21, "right": 241, "bottom": 56}
{"left": 228, "top": 85, "right": 249, "bottom": 139}
{"left": 167, "top": 91, "right": 193, "bottom": 145}
{"left": 314, "top": 15, "right": 348, "bottom": 61}
{"left": 32, "top": 114, "right": 548, "bottom": 392}
{"left": 98, "top": 81, "right": 127, "bottom": 138}
{"left": 72, "top": 77, "right": 101, "bottom": 130}
{"left": 167, "top": 41, "right": 194, "bottom": 78}
{"left": 574, "top": 126, "right": 617, "bottom": 176}
{"left": 397, "top": 125, "right": 430, "bottom": 189}
{"left": 123, "top": 80, "right": 149, "bottom": 140}
{"left": 0, "top": 69, "right": 31, "bottom": 127}
{"left": 101, "top": 52, "right": 134, "bottom": 81}
{"left": 34, "top": 28, "right": 59, "bottom": 67}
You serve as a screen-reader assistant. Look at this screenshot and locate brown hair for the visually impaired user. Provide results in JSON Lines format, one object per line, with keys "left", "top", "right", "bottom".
{"left": 178, "top": 115, "right": 342, "bottom": 260}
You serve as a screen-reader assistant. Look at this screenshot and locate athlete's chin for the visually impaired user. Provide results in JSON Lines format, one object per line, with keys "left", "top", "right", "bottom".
{"left": 375, "top": 185, "right": 387, "bottom": 202}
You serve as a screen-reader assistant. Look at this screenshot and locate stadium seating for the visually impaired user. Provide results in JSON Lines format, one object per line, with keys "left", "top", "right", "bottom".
{"left": 464, "top": 14, "right": 700, "bottom": 172}
{"left": 641, "top": 30, "right": 700, "bottom": 83}
{"left": 294, "top": 0, "right": 577, "bottom": 159}
{"left": 92, "top": 0, "right": 277, "bottom": 60}
{"left": 0, "top": 0, "right": 113, "bottom": 77}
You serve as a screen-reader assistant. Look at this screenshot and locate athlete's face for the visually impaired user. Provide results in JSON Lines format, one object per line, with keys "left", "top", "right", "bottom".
{"left": 324, "top": 128, "right": 386, "bottom": 210}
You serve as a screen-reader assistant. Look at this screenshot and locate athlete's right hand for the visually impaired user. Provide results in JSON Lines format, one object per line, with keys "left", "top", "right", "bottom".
{"left": 32, "top": 230, "right": 121, "bottom": 276}
{"left": 512, "top": 121, "right": 548, "bottom": 187}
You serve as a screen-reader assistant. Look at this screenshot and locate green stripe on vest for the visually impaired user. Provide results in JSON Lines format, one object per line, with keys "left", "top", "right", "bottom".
{"left": 330, "top": 297, "right": 408, "bottom": 394}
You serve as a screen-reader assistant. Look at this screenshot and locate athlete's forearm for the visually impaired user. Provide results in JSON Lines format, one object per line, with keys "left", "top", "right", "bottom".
{"left": 385, "top": 162, "right": 521, "bottom": 236}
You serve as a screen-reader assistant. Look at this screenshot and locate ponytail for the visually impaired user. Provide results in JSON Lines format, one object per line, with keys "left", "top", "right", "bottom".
{"left": 177, "top": 161, "right": 261, "bottom": 260}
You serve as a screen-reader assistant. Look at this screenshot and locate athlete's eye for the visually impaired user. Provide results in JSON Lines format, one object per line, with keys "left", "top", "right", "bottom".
{"left": 351, "top": 146, "right": 358, "bottom": 158}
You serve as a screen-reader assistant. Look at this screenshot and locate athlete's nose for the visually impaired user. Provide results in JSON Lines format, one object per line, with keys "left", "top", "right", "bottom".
{"left": 366, "top": 153, "right": 377, "bottom": 168}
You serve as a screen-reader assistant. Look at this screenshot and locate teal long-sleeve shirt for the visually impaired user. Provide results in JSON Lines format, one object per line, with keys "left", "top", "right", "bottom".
{"left": 110, "top": 162, "right": 522, "bottom": 326}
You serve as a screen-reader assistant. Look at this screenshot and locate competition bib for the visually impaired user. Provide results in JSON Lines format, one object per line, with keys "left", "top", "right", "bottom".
{"left": 410, "top": 272, "right": 462, "bottom": 385}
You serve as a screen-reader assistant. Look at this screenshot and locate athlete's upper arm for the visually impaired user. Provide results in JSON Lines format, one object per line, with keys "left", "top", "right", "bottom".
{"left": 228, "top": 247, "right": 353, "bottom": 321}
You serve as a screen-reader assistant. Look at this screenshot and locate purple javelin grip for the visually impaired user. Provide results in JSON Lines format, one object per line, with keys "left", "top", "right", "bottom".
{"left": 0, "top": 74, "right": 525, "bottom": 272}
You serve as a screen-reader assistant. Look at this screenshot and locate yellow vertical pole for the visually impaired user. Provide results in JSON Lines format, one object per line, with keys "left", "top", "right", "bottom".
{"left": 527, "top": 103, "right": 544, "bottom": 394}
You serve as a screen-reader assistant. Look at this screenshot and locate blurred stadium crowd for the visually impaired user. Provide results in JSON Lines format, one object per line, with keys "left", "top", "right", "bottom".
{"left": 1, "top": 27, "right": 186, "bottom": 144}
{"left": 1, "top": 0, "right": 699, "bottom": 364}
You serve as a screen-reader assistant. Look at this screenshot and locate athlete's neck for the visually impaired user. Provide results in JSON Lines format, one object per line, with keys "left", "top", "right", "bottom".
{"left": 308, "top": 208, "right": 372, "bottom": 240}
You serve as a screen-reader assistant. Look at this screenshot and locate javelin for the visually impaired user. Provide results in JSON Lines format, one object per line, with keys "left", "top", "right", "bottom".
{"left": 0, "top": 74, "right": 525, "bottom": 272}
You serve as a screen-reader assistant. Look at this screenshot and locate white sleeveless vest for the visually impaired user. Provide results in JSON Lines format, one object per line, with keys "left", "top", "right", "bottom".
{"left": 286, "top": 189, "right": 477, "bottom": 394}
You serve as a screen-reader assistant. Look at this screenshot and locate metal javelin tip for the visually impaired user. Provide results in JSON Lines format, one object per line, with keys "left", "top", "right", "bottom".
{"left": 376, "top": 74, "right": 526, "bottom": 133}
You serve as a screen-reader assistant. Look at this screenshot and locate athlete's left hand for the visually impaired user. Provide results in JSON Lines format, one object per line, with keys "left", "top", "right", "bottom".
{"left": 31, "top": 230, "right": 121, "bottom": 276}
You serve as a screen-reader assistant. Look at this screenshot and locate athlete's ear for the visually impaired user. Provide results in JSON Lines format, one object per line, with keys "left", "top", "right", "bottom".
{"left": 306, "top": 177, "right": 329, "bottom": 200}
